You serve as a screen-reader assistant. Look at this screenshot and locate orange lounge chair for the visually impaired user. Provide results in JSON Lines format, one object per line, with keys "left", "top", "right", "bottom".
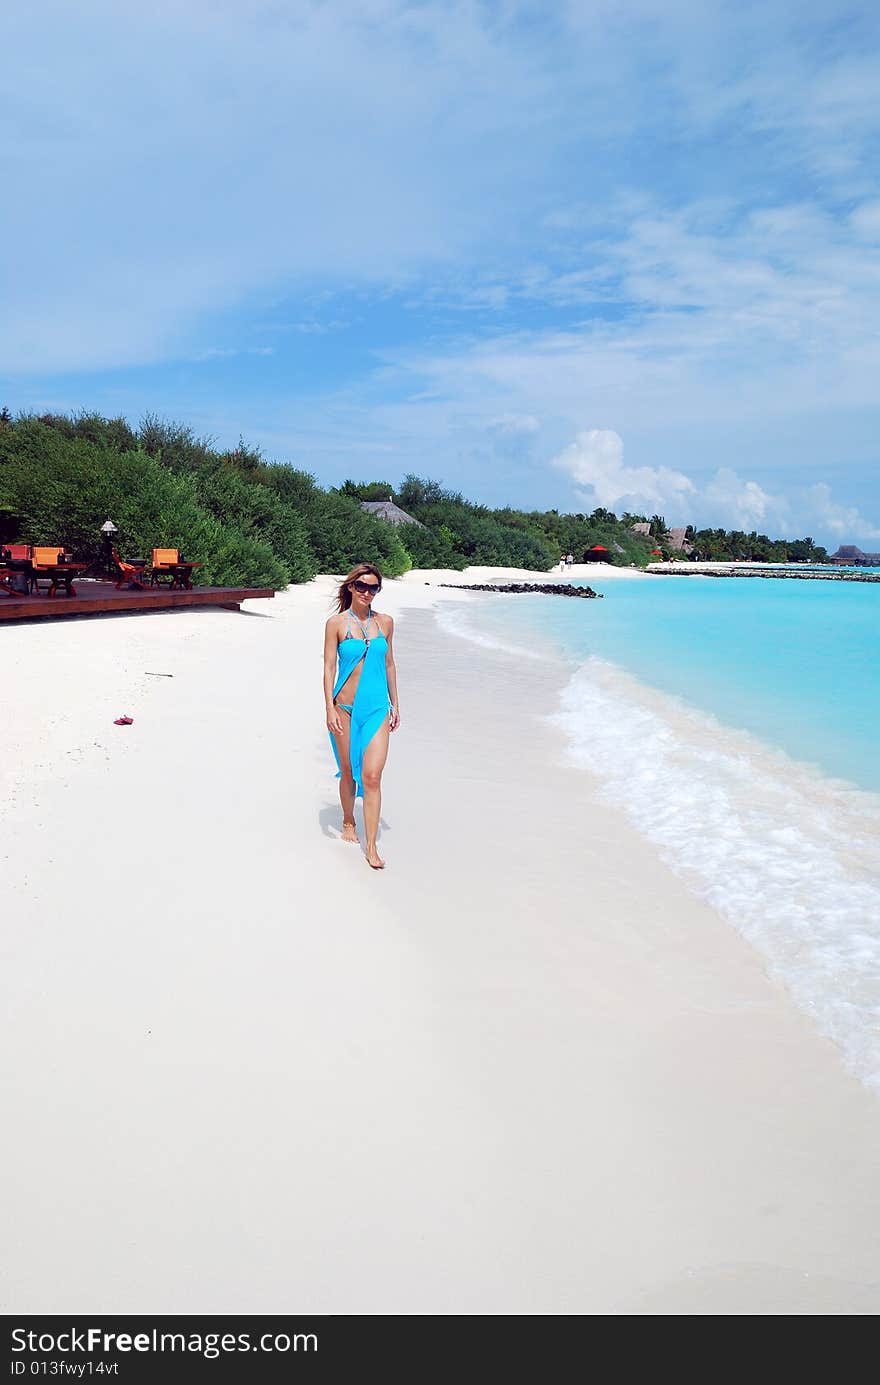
{"left": 0, "top": 544, "right": 34, "bottom": 596}
{"left": 112, "top": 547, "right": 148, "bottom": 589}
{"left": 150, "top": 547, "right": 180, "bottom": 587}
{"left": 150, "top": 548, "right": 200, "bottom": 590}
{"left": 31, "top": 547, "right": 65, "bottom": 594}
{"left": 0, "top": 542, "right": 33, "bottom": 598}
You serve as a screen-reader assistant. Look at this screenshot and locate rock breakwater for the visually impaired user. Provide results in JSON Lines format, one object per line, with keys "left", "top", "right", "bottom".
{"left": 438, "top": 582, "right": 603, "bottom": 598}
{"left": 647, "top": 568, "right": 880, "bottom": 583}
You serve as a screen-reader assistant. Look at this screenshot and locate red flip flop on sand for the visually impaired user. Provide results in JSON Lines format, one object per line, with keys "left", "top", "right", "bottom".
{"left": 113, "top": 715, "right": 134, "bottom": 725}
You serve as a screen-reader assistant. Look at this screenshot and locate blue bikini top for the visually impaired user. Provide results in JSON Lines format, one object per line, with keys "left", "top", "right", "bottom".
{"left": 343, "top": 608, "right": 387, "bottom": 646}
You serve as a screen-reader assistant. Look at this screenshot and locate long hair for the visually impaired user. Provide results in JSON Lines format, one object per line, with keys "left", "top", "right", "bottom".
{"left": 335, "top": 563, "right": 383, "bottom": 613}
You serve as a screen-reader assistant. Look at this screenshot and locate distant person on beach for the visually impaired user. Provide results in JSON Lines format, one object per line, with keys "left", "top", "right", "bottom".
{"left": 566, "top": 552, "right": 574, "bottom": 567}
{"left": 323, "top": 563, "right": 400, "bottom": 870}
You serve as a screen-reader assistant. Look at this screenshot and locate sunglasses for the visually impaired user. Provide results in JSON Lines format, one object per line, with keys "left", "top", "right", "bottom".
{"left": 351, "top": 578, "right": 381, "bottom": 594}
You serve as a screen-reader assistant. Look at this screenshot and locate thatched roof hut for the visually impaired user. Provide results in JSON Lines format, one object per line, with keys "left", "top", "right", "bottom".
{"left": 666, "top": 527, "right": 693, "bottom": 553}
{"left": 831, "top": 545, "right": 865, "bottom": 562}
{"left": 630, "top": 520, "right": 692, "bottom": 553}
{"left": 828, "top": 545, "right": 880, "bottom": 566}
{"left": 360, "top": 500, "right": 425, "bottom": 528}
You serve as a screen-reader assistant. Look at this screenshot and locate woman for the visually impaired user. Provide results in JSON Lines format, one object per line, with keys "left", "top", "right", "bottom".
{"left": 323, "top": 563, "right": 400, "bottom": 869}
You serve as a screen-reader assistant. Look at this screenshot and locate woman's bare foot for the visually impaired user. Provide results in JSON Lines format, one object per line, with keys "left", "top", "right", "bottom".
{"left": 341, "top": 820, "right": 360, "bottom": 844}
{"left": 365, "top": 845, "right": 386, "bottom": 869}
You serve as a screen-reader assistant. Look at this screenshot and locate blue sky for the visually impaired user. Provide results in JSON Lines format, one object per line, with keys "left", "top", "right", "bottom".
{"left": 3, "top": 0, "right": 880, "bottom": 545}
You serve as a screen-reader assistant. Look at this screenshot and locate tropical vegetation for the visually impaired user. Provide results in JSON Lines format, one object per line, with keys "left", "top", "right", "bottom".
{"left": 0, "top": 409, "right": 828, "bottom": 586}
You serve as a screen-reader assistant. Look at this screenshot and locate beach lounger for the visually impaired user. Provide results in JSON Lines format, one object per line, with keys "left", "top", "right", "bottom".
{"left": 0, "top": 545, "right": 34, "bottom": 595}
{"left": 112, "top": 547, "right": 148, "bottom": 589}
{"left": 150, "top": 548, "right": 200, "bottom": 590}
{"left": 31, "top": 547, "right": 86, "bottom": 597}
{"left": 150, "top": 548, "right": 180, "bottom": 588}
{"left": 30, "top": 547, "right": 65, "bottom": 593}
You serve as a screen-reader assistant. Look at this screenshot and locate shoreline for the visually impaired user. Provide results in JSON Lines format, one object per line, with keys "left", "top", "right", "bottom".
{"left": 424, "top": 579, "right": 880, "bottom": 1096}
{"left": 398, "top": 561, "right": 644, "bottom": 586}
{"left": 2, "top": 571, "right": 880, "bottom": 1313}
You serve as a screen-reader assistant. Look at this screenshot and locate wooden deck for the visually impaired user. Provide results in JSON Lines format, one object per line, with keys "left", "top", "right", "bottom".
{"left": 0, "top": 579, "right": 276, "bottom": 622}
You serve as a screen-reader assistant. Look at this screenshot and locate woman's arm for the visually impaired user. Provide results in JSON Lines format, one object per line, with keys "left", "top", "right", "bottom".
{"left": 384, "top": 616, "right": 400, "bottom": 731}
{"left": 323, "top": 617, "right": 343, "bottom": 735}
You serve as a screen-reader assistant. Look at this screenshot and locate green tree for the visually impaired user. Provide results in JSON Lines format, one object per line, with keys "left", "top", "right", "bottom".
{"left": 255, "top": 464, "right": 410, "bottom": 576}
{"left": 338, "top": 480, "right": 397, "bottom": 502}
{"left": 138, "top": 414, "right": 215, "bottom": 471}
{"left": 191, "top": 464, "right": 317, "bottom": 582}
{"left": 0, "top": 420, "right": 288, "bottom": 588}
{"left": 222, "top": 435, "right": 264, "bottom": 471}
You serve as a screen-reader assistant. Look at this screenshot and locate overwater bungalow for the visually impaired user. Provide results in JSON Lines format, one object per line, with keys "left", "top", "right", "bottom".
{"left": 830, "top": 546, "right": 880, "bottom": 567}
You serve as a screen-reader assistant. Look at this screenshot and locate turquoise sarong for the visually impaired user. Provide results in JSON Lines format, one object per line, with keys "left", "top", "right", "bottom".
{"left": 330, "top": 629, "right": 391, "bottom": 798}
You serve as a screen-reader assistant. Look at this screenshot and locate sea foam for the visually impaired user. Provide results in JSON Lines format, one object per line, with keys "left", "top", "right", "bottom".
{"left": 550, "top": 658, "right": 880, "bottom": 1092}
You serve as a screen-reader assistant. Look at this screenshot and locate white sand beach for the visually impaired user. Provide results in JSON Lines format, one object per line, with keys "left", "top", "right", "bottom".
{"left": 2, "top": 569, "right": 880, "bottom": 1315}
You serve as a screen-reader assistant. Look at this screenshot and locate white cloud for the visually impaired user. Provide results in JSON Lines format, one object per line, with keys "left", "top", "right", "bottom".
{"left": 701, "top": 468, "right": 783, "bottom": 530}
{"left": 548, "top": 433, "right": 880, "bottom": 544}
{"left": 550, "top": 432, "right": 782, "bottom": 532}
{"left": 552, "top": 430, "right": 696, "bottom": 513}
{"left": 805, "top": 483, "right": 880, "bottom": 542}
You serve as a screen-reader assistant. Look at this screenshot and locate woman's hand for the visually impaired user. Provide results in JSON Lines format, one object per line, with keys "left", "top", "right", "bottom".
{"left": 327, "top": 705, "right": 344, "bottom": 736}
{"left": 389, "top": 706, "right": 400, "bottom": 732}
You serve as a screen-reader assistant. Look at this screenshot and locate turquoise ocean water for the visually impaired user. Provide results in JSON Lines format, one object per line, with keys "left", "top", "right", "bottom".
{"left": 437, "top": 573, "right": 880, "bottom": 1092}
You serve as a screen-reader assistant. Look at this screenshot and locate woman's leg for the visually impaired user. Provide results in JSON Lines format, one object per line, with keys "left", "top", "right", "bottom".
{"left": 333, "top": 708, "right": 359, "bottom": 842}
{"left": 361, "top": 719, "right": 390, "bottom": 867}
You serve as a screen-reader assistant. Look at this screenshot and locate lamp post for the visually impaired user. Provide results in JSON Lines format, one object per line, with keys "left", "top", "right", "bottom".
{"left": 100, "top": 519, "right": 118, "bottom": 577}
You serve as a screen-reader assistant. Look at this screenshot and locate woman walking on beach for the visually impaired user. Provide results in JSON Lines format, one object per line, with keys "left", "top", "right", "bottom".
{"left": 324, "top": 563, "right": 399, "bottom": 869}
